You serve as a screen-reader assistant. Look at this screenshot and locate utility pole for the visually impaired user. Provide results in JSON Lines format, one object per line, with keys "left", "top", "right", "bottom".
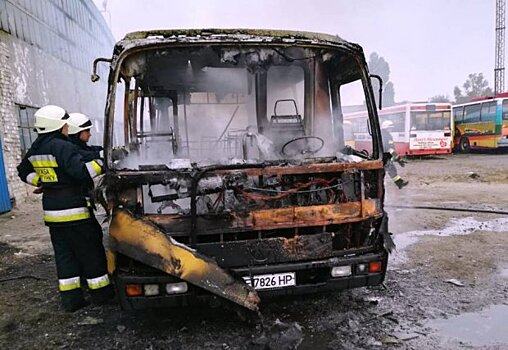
{"left": 495, "top": 0, "right": 506, "bottom": 94}
{"left": 99, "top": 0, "right": 112, "bottom": 29}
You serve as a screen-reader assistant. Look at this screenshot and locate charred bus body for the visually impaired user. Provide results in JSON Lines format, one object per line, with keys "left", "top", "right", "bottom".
{"left": 97, "top": 29, "right": 391, "bottom": 311}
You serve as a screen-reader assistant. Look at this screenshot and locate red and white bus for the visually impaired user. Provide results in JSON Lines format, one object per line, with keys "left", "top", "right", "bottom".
{"left": 344, "top": 103, "right": 453, "bottom": 156}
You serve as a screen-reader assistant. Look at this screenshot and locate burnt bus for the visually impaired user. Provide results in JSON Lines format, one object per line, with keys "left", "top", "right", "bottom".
{"left": 94, "top": 29, "right": 392, "bottom": 311}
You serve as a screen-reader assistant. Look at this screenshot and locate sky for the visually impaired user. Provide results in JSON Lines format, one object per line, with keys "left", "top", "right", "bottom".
{"left": 93, "top": 0, "right": 499, "bottom": 103}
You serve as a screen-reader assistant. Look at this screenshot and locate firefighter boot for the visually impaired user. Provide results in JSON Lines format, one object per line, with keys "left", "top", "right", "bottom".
{"left": 64, "top": 299, "right": 91, "bottom": 312}
{"left": 395, "top": 178, "right": 409, "bottom": 189}
{"left": 61, "top": 289, "right": 90, "bottom": 312}
{"left": 90, "top": 283, "right": 116, "bottom": 305}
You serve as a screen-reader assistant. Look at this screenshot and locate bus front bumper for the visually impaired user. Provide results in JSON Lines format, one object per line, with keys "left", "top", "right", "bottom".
{"left": 114, "top": 251, "right": 388, "bottom": 311}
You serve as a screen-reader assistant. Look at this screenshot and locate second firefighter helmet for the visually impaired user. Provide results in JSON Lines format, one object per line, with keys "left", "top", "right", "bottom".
{"left": 381, "top": 120, "right": 394, "bottom": 130}
{"left": 68, "top": 113, "right": 93, "bottom": 135}
{"left": 33, "top": 105, "right": 70, "bottom": 134}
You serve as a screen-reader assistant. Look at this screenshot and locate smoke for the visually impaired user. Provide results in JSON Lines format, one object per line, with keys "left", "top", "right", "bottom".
{"left": 312, "top": 113, "right": 338, "bottom": 157}
{"left": 113, "top": 46, "right": 372, "bottom": 170}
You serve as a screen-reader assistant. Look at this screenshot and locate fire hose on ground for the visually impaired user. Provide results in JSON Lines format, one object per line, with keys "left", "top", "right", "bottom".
{"left": 386, "top": 205, "right": 508, "bottom": 216}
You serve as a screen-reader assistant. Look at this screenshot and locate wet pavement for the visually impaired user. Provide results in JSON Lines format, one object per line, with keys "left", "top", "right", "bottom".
{"left": 429, "top": 305, "right": 508, "bottom": 347}
{"left": 391, "top": 216, "right": 508, "bottom": 266}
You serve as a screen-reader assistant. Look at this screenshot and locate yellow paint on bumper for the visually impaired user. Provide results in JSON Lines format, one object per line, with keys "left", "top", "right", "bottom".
{"left": 109, "top": 208, "right": 260, "bottom": 311}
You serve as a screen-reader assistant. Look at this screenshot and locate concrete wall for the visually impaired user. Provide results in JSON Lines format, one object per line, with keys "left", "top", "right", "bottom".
{"left": 0, "top": 0, "right": 115, "bottom": 206}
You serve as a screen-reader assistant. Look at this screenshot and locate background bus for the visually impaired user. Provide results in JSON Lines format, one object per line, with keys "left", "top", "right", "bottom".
{"left": 344, "top": 103, "right": 453, "bottom": 156}
{"left": 452, "top": 93, "right": 508, "bottom": 152}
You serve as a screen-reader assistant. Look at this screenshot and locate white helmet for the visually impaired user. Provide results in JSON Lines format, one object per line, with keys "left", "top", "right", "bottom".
{"left": 381, "top": 120, "right": 394, "bottom": 130}
{"left": 33, "top": 105, "right": 69, "bottom": 134}
{"left": 68, "top": 113, "right": 93, "bottom": 135}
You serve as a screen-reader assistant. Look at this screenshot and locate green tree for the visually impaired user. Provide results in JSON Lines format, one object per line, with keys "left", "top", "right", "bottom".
{"left": 384, "top": 82, "right": 395, "bottom": 107}
{"left": 368, "top": 52, "right": 395, "bottom": 107}
{"left": 454, "top": 73, "right": 493, "bottom": 103}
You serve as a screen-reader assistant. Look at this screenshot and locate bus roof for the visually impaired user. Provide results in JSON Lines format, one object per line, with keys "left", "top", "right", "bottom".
{"left": 343, "top": 102, "right": 451, "bottom": 118}
{"left": 454, "top": 92, "right": 508, "bottom": 107}
{"left": 122, "top": 28, "right": 346, "bottom": 43}
{"left": 114, "top": 28, "right": 361, "bottom": 55}
{"left": 469, "top": 92, "right": 508, "bottom": 102}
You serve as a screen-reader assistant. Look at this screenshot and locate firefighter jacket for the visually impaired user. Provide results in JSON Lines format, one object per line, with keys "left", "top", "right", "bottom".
{"left": 69, "top": 136, "right": 103, "bottom": 161}
{"left": 16, "top": 132, "right": 103, "bottom": 226}
{"left": 381, "top": 129, "right": 397, "bottom": 158}
{"left": 69, "top": 135, "right": 104, "bottom": 202}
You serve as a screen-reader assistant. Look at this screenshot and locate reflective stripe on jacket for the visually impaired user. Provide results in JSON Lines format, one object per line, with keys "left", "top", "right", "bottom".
{"left": 29, "top": 154, "right": 59, "bottom": 183}
{"left": 85, "top": 159, "right": 103, "bottom": 179}
{"left": 43, "top": 207, "right": 90, "bottom": 223}
{"left": 25, "top": 172, "right": 39, "bottom": 186}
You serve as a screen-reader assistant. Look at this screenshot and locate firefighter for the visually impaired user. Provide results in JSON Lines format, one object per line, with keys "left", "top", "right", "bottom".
{"left": 67, "top": 112, "right": 103, "bottom": 159}
{"left": 381, "top": 120, "right": 409, "bottom": 189}
{"left": 67, "top": 112, "right": 108, "bottom": 260}
{"left": 67, "top": 112, "right": 103, "bottom": 209}
{"left": 17, "top": 105, "right": 114, "bottom": 312}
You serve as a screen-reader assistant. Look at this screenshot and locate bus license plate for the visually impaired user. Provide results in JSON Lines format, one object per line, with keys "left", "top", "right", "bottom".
{"left": 243, "top": 272, "right": 296, "bottom": 290}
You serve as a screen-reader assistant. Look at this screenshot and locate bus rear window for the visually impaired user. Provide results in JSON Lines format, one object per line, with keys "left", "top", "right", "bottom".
{"left": 410, "top": 111, "right": 451, "bottom": 131}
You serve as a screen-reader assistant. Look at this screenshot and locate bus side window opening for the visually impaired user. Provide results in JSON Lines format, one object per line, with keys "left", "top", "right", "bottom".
{"left": 503, "top": 100, "right": 508, "bottom": 120}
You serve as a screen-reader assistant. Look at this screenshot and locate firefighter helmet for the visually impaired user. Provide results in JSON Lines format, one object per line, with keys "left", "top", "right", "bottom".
{"left": 68, "top": 113, "right": 93, "bottom": 135}
{"left": 33, "top": 105, "right": 70, "bottom": 134}
{"left": 381, "top": 120, "right": 394, "bottom": 129}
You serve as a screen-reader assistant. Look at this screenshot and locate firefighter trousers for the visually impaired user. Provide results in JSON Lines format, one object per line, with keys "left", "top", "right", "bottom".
{"left": 385, "top": 161, "right": 400, "bottom": 182}
{"left": 49, "top": 218, "right": 114, "bottom": 311}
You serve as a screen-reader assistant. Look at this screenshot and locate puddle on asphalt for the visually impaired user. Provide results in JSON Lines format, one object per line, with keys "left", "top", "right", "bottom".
{"left": 429, "top": 305, "right": 508, "bottom": 346}
{"left": 501, "top": 267, "right": 508, "bottom": 278}
{"left": 391, "top": 217, "right": 508, "bottom": 265}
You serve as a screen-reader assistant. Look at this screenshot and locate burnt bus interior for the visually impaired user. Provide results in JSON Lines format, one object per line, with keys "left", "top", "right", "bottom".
{"left": 104, "top": 34, "right": 387, "bottom": 305}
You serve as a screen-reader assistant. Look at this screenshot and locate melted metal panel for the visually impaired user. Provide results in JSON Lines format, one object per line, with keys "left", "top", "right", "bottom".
{"left": 109, "top": 208, "right": 260, "bottom": 310}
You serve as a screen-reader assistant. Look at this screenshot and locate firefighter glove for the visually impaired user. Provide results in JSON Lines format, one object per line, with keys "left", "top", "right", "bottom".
{"left": 397, "top": 158, "right": 407, "bottom": 167}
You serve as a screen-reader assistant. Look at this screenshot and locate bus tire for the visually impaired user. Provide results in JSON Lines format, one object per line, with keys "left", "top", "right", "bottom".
{"left": 459, "top": 137, "right": 471, "bottom": 153}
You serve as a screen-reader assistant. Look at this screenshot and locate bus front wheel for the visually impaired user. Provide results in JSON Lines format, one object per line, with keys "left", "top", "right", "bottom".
{"left": 459, "top": 137, "right": 471, "bottom": 153}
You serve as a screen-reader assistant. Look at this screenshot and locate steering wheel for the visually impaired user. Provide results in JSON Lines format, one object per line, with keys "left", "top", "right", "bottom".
{"left": 281, "top": 136, "right": 325, "bottom": 157}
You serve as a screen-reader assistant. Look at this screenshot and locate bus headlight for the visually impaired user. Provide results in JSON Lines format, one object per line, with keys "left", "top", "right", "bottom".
{"left": 166, "top": 282, "right": 188, "bottom": 294}
{"left": 331, "top": 265, "right": 352, "bottom": 277}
